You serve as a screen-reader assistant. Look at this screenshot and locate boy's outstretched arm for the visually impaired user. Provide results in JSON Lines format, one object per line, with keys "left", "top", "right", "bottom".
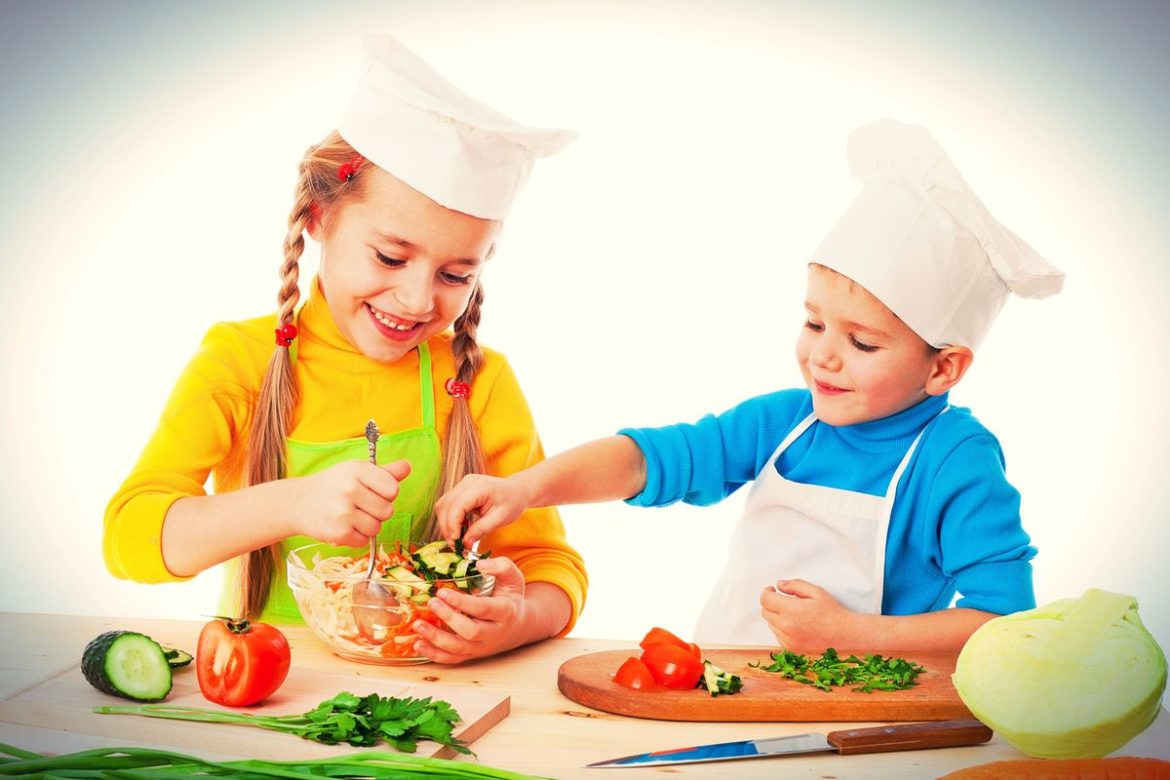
{"left": 760, "top": 578, "right": 995, "bottom": 654}
{"left": 435, "top": 435, "right": 647, "bottom": 544}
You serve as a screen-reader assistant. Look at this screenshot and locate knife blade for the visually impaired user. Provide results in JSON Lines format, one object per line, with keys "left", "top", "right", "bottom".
{"left": 586, "top": 718, "right": 992, "bottom": 768}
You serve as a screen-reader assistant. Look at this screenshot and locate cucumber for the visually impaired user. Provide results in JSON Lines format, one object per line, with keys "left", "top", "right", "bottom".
{"left": 82, "top": 631, "right": 173, "bottom": 702}
{"left": 161, "top": 646, "right": 194, "bottom": 669}
{"left": 700, "top": 660, "right": 744, "bottom": 697}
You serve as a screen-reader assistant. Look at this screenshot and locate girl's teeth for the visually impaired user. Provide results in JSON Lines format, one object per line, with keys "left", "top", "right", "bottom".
{"left": 371, "top": 307, "right": 413, "bottom": 331}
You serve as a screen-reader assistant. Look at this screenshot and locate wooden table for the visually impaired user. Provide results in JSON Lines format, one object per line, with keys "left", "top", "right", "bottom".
{"left": 2, "top": 613, "right": 1168, "bottom": 779}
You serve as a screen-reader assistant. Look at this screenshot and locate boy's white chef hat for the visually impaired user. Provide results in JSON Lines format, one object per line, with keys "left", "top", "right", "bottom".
{"left": 338, "top": 35, "right": 576, "bottom": 220}
{"left": 811, "top": 119, "right": 1064, "bottom": 350}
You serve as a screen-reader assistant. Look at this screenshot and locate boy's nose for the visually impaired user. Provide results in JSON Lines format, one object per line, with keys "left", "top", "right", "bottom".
{"left": 810, "top": 339, "right": 841, "bottom": 370}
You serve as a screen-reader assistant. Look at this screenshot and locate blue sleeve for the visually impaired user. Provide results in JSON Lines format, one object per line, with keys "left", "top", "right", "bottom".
{"left": 618, "top": 390, "right": 809, "bottom": 508}
{"left": 930, "top": 433, "right": 1037, "bottom": 615}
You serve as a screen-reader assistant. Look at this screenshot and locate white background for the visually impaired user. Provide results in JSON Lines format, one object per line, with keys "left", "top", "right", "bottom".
{"left": 1, "top": 1, "right": 1167, "bottom": 655}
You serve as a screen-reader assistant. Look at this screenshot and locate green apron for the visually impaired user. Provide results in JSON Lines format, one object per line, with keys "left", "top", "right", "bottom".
{"left": 220, "top": 341, "right": 443, "bottom": 624}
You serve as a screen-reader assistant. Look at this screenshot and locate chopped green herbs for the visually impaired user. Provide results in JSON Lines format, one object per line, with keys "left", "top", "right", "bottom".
{"left": 750, "top": 648, "right": 925, "bottom": 693}
{"left": 95, "top": 691, "right": 470, "bottom": 754}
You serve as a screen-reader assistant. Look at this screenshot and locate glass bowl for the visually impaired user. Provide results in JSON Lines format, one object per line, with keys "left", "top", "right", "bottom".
{"left": 287, "top": 541, "right": 495, "bottom": 665}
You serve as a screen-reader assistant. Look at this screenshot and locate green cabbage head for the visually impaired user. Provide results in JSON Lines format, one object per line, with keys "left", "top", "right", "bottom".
{"left": 952, "top": 588, "right": 1166, "bottom": 758}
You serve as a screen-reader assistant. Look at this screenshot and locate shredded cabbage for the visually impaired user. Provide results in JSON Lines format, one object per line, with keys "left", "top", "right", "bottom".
{"left": 952, "top": 588, "right": 1167, "bottom": 758}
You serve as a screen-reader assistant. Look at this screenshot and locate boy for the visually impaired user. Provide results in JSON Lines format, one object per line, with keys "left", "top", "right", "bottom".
{"left": 435, "top": 119, "right": 1063, "bottom": 652}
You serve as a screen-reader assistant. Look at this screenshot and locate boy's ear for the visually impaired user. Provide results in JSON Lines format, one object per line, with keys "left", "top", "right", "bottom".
{"left": 925, "top": 346, "right": 974, "bottom": 396}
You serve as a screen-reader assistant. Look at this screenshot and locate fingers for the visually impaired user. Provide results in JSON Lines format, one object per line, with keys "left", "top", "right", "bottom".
{"left": 410, "top": 561, "right": 524, "bottom": 663}
{"left": 382, "top": 459, "right": 411, "bottom": 481}
{"left": 774, "top": 578, "right": 827, "bottom": 599}
{"left": 432, "top": 493, "right": 463, "bottom": 544}
{"left": 471, "top": 556, "right": 520, "bottom": 583}
{"left": 349, "top": 461, "right": 412, "bottom": 526}
{"left": 357, "top": 462, "right": 404, "bottom": 502}
{"left": 434, "top": 476, "right": 492, "bottom": 543}
{"left": 759, "top": 579, "right": 823, "bottom": 614}
{"left": 413, "top": 630, "right": 472, "bottom": 664}
{"left": 411, "top": 598, "right": 498, "bottom": 664}
{"left": 461, "top": 506, "right": 511, "bottom": 545}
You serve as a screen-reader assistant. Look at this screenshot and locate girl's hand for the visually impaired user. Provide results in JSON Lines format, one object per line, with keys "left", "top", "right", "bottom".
{"left": 289, "top": 459, "right": 411, "bottom": 547}
{"left": 410, "top": 557, "right": 530, "bottom": 664}
{"left": 759, "top": 578, "right": 859, "bottom": 651}
{"left": 433, "top": 474, "right": 531, "bottom": 546}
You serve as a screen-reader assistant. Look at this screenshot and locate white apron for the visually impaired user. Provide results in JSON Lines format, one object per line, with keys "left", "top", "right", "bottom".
{"left": 693, "top": 408, "right": 947, "bottom": 645}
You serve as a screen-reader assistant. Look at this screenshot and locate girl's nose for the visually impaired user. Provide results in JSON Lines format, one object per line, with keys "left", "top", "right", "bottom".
{"left": 393, "top": 268, "right": 435, "bottom": 316}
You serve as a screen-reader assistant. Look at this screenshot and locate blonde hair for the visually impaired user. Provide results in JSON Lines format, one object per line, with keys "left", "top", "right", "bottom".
{"left": 239, "top": 132, "right": 491, "bottom": 618}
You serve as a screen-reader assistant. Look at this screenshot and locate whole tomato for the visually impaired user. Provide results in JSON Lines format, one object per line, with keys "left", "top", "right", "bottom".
{"left": 196, "top": 617, "right": 290, "bottom": 707}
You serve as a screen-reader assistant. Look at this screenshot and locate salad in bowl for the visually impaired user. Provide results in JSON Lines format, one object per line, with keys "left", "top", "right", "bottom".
{"left": 287, "top": 539, "right": 494, "bottom": 665}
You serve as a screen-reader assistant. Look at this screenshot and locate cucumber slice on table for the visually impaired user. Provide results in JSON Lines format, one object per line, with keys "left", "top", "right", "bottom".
{"left": 82, "top": 630, "right": 173, "bottom": 702}
{"left": 161, "top": 646, "right": 194, "bottom": 668}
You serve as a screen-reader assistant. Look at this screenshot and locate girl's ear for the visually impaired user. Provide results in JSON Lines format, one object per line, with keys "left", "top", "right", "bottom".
{"left": 925, "top": 346, "right": 974, "bottom": 396}
{"left": 307, "top": 202, "right": 323, "bottom": 241}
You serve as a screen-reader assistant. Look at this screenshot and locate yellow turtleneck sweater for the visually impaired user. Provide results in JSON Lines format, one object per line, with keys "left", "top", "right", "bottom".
{"left": 104, "top": 280, "right": 587, "bottom": 633}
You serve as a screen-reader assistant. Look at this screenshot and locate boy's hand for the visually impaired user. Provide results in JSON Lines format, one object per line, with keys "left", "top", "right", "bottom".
{"left": 289, "top": 459, "right": 411, "bottom": 547}
{"left": 759, "top": 578, "right": 857, "bottom": 651}
{"left": 410, "top": 556, "right": 529, "bottom": 663}
{"left": 433, "top": 474, "right": 531, "bottom": 546}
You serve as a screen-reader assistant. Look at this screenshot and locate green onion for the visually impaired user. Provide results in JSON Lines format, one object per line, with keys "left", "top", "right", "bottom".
{"left": 0, "top": 742, "right": 552, "bottom": 779}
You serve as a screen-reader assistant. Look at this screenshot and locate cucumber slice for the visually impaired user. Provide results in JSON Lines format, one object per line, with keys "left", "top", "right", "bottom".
{"left": 82, "top": 631, "right": 173, "bottom": 701}
{"left": 161, "top": 646, "right": 194, "bottom": 668}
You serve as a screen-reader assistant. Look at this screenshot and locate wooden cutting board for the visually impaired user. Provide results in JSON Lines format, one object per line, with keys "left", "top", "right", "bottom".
{"left": 0, "top": 661, "right": 509, "bottom": 760}
{"left": 558, "top": 648, "right": 972, "bottom": 722}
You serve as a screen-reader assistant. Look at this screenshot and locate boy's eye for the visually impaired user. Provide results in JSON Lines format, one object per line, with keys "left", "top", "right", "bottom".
{"left": 803, "top": 320, "right": 824, "bottom": 332}
{"left": 851, "top": 335, "right": 879, "bottom": 352}
{"left": 375, "top": 252, "right": 406, "bottom": 268}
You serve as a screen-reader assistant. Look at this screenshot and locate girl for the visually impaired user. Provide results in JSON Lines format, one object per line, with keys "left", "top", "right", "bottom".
{"left": 436, "top": 120, "right": 1064, "bottom": 653}
{"left": 104, "top": 36, "right": 587, "bottom": 664}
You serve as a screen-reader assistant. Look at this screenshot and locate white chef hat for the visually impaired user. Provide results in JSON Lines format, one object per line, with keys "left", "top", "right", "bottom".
{"left": 338, "top": 35, "right": 577, "bottom": 220}
{"left": 811, "top": 119, "right": 1064, "bottom": 350}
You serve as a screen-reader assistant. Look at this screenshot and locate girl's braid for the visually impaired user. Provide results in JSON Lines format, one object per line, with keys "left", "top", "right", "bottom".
{"left": 426, "top": 284, "right": 488, "bottom": 540}
{"left": 238, "top": 157, "right": 314, "bottom": 619}
{"left": 452, "top": 284, "right": 485, "bottom": 383}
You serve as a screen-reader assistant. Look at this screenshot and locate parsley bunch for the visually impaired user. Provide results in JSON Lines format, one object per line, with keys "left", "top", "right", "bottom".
{"left": 96, "top": 691, "right": 470, "bottom": 754}
{"left": 750, "top": 648, "right": 925, "bottom": 693}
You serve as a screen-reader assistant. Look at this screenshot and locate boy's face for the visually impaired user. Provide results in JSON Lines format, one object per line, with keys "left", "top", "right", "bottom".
{"left": 314, "top": 167, "right": 500, "bottom": 364}
{"left": 796, "top": 265, "right": 939, "bottom": 426}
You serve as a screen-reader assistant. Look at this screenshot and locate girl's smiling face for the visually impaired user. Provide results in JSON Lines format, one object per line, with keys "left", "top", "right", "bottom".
{"left": 796, "top": 264, "right": 942, "bottom": 426}
{"left": 313, "top": 167, "right": 501, "bottom": 364}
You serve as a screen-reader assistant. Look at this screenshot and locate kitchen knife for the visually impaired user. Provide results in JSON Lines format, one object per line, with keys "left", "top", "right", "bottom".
{"left": 587, "top": 718, "right": 992, "bottom": 768}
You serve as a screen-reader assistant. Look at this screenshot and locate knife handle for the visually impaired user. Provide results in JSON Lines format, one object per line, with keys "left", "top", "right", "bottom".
{"left": 827, "top": 719, "right": 993, "bottom": 755}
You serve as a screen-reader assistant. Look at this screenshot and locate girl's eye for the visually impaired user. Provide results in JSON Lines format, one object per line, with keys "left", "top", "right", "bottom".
{"left": 375, "top": 252, "right": 406, "bottom": 268}
{"left": 851, "top": 336, "right": 879, "bottom": 352}
{"left": 440, "top": 271, "right": 472, "bottom": 286}
{"left": 803, "top": 320, "right": 824, "bottom": 332}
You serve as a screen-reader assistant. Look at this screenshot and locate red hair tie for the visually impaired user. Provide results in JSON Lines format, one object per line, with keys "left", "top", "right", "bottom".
{"left": 445, "top": 378, "right": 471, "bottom": 399}
{"left": 275, "top": 323, "right": 298, "bottom": 347}
{"left": 337, "top": 154, "right": 365, "bottom": 182}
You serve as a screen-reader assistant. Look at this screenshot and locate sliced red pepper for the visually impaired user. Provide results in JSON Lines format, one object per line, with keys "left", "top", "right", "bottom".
{"left": 641, "top": 642, "right": 704, "bottom": 689}
{"left": 613, "top": 656, "right": 658, "bottom": 690}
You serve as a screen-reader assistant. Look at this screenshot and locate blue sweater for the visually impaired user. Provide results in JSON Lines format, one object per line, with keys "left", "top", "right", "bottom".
{"left": 619, "top": 391, "right": 1036, "bottom": 616}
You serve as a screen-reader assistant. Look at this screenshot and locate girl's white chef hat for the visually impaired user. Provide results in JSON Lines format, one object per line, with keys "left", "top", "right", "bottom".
{"left": 338, "top": 35, "right": 576, "bottom": 221}
{"left": 811, "top": 119, "right": 1064, "bottom": 350}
